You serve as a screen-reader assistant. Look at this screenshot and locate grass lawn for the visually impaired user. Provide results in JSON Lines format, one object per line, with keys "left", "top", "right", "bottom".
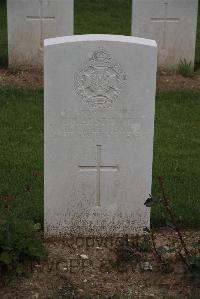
{"left": 0, "top": 0, "right": 200, "bottom": 67}
{"left": 196, "top": 1, "right": 200, "bottom": 68}
{"left": 0, "top": 87, "right": 199, "bottom": 228}
{"left": 75, "top": 0, "right": 132, "bottom": 35}
{"left": 0, "top": 88, "right": 43, "bottom": 224}
{"left": 0, "top": 0, "right": 8, "bottom": 66}
{"left": 152, "top": 91, "right": 200, "bottom": 227}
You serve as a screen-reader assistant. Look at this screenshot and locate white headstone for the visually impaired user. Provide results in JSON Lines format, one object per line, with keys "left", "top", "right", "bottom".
{"left": 7, "top": 0, "right": 74, "bottom": 69}
{"left": 44, "top": 35, "right": 157, "bottom": 237}
{"left": 132, "top": 0, "right": 198, "bottom": 68}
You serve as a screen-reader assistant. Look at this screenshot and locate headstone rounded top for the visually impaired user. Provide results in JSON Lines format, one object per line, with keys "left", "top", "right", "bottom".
{"left": 44, "top": 34, "right": 157, "bottom": 48}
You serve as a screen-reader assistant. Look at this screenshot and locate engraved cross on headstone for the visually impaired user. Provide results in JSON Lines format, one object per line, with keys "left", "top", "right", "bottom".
{"left": 150, "top": 2, "right": 180, "bottom": 49}
{"left": 26, "top": 0, "right": 55, "bottom": 48}
{"left": 79, "top": 145, "right": 118, "bottom": 207}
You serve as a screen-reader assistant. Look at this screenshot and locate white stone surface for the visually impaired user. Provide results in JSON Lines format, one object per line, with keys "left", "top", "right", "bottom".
{"left": 7, "top": 0, "right": 74, "bottom": 69}
{"left": 132, "top": 0, "right": 198, "bottom": 68}
{"left": 44, "top": 34, "right": 157, "bottom": 236}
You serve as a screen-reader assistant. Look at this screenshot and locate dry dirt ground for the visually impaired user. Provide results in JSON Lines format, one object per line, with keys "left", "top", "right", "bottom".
{"left": 0, "top": 68, "right": 200, "bottom": 90}
{"left": 0, "top": 230, "right": 199, "bottom": 299}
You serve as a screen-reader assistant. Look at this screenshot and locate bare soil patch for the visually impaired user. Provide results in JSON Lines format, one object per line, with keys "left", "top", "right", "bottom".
{"left": 0, "top": 69, "right": 43, "bottom": 89}
{"left": 157, "top": 72, "right": 200, "bottom": 91}
{"left": 0, "top": 230, "right": 199, "bottom": 299}
{"left": 0, "top": 68, "right": 200, "bottom": 90}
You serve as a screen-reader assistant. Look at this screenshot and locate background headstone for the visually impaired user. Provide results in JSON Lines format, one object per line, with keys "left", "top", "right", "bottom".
{"left": 132, "top": 0, "right": 198, "bottom": 68}
{"left": 44, "top": 35, "right": 157, "bottom": 236}
{"left": 7, "top": 0, "right": 74, "bottom": 69}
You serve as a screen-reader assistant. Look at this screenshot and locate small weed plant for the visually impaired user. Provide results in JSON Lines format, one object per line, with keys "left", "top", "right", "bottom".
{"left": 177, "top": 59, "right": 194, "bottom": 77}
{"left": 144, "top": 177, "right": 200, "bottom": 283}
{"left": 0, "top": 205, "right": 47, "bottom": 284}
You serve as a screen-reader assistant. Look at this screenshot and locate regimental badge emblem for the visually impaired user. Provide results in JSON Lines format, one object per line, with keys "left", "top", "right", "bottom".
{"left": 74, "top": 48, "right": 127, "bottom": 108}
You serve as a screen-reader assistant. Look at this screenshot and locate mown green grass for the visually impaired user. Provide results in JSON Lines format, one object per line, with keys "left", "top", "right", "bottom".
{"left": 74, "top": 0, "right": 132, "bottom": 35}
{"left": 0, "top": 87, "right": 199, "bottom": 227}
{"left": 0, "top": 88, "right": 43, "bottom": 224}
{"left": 0, "top": 0, "right": 8, "bottom": 66}
{"left": 195, "top": 2, "right": 200, "bottom": 68}
{"left": 0, "top": 0, "right": 200, "bottom": 67}
{"left": 152, "top": 91, "right": 200, "bottom": 227}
